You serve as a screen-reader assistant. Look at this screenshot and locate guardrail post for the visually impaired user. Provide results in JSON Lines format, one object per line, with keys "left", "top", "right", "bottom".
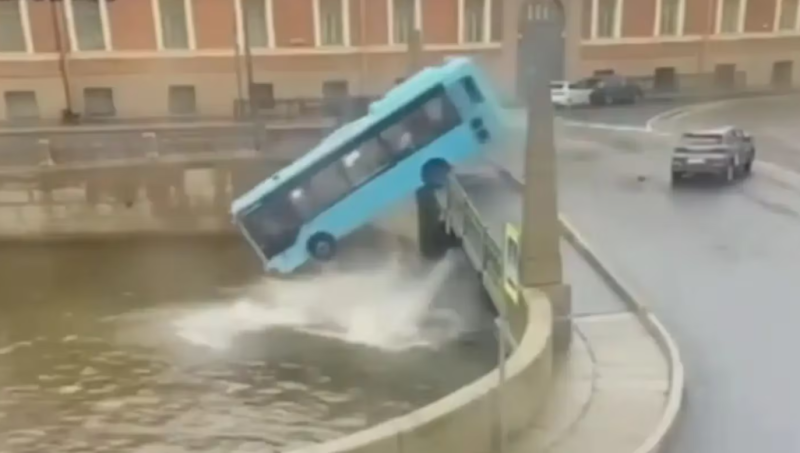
{"left": 142, "top": 132, "right": 159, "bottom": 159}
{"left": 37, "top": 138, "right": 54, "bottom": 166}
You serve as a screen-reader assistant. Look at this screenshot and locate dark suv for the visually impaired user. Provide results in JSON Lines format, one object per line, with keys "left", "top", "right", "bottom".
{"left": 579, "top": 75, "right": 643, "bottom": 106}
{"left": 671, "top": 127, "right": 756, "bottom": 184}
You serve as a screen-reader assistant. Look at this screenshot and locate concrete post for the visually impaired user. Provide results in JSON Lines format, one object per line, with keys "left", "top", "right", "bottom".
{"left": 518, "top": 5, "right": 572, "bottom": 353}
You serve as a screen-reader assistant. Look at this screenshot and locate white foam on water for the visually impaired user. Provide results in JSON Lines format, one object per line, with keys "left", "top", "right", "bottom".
{"left": 173, "top": 252, "right": 463, "bottom": 352}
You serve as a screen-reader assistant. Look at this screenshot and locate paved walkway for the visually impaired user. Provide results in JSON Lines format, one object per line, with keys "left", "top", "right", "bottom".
{"left": 486, "top": 119, "right": 674, "bottom": 453}
{"left": 512, "top": 312, "right": 669, "bottom": 453}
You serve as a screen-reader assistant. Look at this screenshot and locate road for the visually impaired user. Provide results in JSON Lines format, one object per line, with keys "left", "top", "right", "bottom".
{"left": 489, "top": 97, "right": 800, "bottom": 453}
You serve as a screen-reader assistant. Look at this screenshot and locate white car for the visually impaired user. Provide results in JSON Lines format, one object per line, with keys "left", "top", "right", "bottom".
{"left": 550, "top": 81, "right": 592, "bottom": 108}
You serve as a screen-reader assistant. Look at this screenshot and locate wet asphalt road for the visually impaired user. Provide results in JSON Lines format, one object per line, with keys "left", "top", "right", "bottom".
{"left": 491, "top": 98, "right": 800, "bottom": 453}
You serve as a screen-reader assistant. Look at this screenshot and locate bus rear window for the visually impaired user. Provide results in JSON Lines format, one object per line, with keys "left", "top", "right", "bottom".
{"left": 682, "top": 134, "right": 723, "bottom": 145}
{"left": 462, "top": 77, "right": 484, "bottom": 104}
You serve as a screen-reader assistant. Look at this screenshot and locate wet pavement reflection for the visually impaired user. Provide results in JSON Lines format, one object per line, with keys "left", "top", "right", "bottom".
{"left": 0, "top": 237, "right": 496, "bottom": 452}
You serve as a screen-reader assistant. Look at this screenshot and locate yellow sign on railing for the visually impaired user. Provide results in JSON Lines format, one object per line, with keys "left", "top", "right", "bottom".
{"left": 503, "top": 223, "right": 521, "bottom": 305}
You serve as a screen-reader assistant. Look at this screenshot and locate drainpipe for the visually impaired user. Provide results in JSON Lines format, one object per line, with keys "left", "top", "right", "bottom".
{"left": 50, "top": 0, "right": 76, "bottom": 122}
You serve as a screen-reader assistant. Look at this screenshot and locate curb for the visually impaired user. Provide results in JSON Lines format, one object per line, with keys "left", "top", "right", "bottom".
{"left": 644, "top": 91, "right": 800, "bottom": 133}
{"left": 495, "top": 167, "right": 685, "bottom": 453}
{"left": 559, "top": 217, "right": 685, "bottom": 453}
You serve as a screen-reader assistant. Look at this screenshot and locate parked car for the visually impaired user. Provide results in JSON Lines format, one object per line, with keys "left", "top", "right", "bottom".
{"left": 550, "top": 81, "right": 592, "bottom": 108}
{"left": 671, "top": 126, "right": 756, "bottom": 185}
{"left": 583, "top": 75, "right": 644, "bottom": 106}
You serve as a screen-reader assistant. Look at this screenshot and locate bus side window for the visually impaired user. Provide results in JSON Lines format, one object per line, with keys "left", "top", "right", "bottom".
{"left": 462, "top": 77, "right": 484, "bottom": 104}
{"left": 381, "top": 123, "right": 414, "bottom": 156}
{"left": 291, "top": 162, "right": 352, "bottom": 219}
{"left": 341, "top": 137, "right": 392, "bottom": 187}
{"left": 402, "top": 93, "right": 460, "bottom": 149}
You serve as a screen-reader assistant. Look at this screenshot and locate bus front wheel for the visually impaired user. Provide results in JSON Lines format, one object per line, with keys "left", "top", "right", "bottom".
{"left": 422, "top": 159, "right": 451, "bottom": 188}
{"left": 308, "top": 233, "right": 337, "bottom": 262}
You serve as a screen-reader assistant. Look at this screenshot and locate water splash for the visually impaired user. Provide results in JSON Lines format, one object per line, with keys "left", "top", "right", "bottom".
{"left": 174, "top": 252, "right": 464, "bottom": 352}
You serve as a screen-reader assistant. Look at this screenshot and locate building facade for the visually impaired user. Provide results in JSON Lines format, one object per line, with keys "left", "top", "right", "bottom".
{"left": 0, "top": 0, "right": 798, "bottom": 123}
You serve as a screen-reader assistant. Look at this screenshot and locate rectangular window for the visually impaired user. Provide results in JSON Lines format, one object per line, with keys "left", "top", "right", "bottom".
{"left": 4, "top": 91, "right": 39, "bottom": 121}
{"left": 379, "top": 89, "right": 461, "bottom": 156}
{"left": 291, "top": 163, "right": 353, "bottom": 220}
{"left": 83, "top": 87, "right": 116, "bottom": 117}
{"left": 318, "top": 0, "right": 344, "bottom": 46}
{"left": 72, "top": 0, "right": 106, "bottom": 50}
{"left": 241, "top": 195, "right": 301, "bottom": 259}
{"left": 159, "top": 0, "right": 190, "bottom": 49}
{"left": 462, "top": 77, "right": 485, "bottom": 104}
{"left": 595, "top": 0, "right": 618, "bottom": 38}
{"left": 242, "top": 0, "right": 269, "bottom": 47}
{"left": 719, "top": 0, "right": 742, "bottom": 33}
{"left": 464, "top": 0, "right": 486, "bottom": 43}
{"left": 341, "top": 138, "right": 393, "bottom": 188}
{"left": 658, "top": 0, "right": 682, "bottom": 36}
{"left": 778, "top": 0, "right": 799, "bottom": 30}
{"left": 490, "top": 0, "right": 503, "bottom": 41}
{"left": 252, "top": 83, "right": 275, "bottom": 110}
{"left": 168, "top": 85, "right": 197, "bottom": 115}
{"left": 392, "top": 0, "right": 417, "bottom": 44}
{"left": 0, "top": 0, "right": 26, "bottom": 52}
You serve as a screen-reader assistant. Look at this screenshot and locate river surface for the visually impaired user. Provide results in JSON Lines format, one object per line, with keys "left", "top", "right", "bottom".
{"left": 0, "top": 236, "right": 497, "bottom": 452}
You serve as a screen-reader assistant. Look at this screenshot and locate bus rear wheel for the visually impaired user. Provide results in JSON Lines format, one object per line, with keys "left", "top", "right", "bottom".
{"left": 307, "top": 233, "right": 337, "bottom": 262}
{"left": 422, "top": 159, "right": 451, "bottom": 188}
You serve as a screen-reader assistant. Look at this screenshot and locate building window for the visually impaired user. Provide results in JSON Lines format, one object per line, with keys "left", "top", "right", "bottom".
{"left": 69, "top": 0, "right": 109, "bottom": 51}
{"left": 594, "top": 0, "right": 620, "bottom": 38}
{"left": 241, "top": 0, "right": 271, "bottom": 47}
{"left": 0, "top": 0, "right": 26, "bottom": 52}
{"left": 771, "top": 61, "right": 793, "bottom": 88}
{"left": 718, "top": 0, "right": 744, "bottom": 33}
{"left": 391, "top": 0, "right": 419, "bottom": 45}
{"left": 251, "top": 83, "right": 275, "bottom": 110}
{"left": 777, "top": 0, "right": 799, "bottom": 31}
{"left": 158, "top": 0, "right": 191, "bottom": 49}
{"left": 84, "top": 87, "right": 116, "bottom": 117}
{"left": 463, "top": 0, "right": 487, "bottom": 43}
{"left": 4, "top": 91, "right": 39, "bottom": 121}
{"left": 316, "top": 0, "right": 347, "bottom": 46}
{"left": 168, "top": 85, "right": 197, "bottom": 115}
{"left": 657, "top": 0, "right": 683, "bottom": 36}
{"left": 490, "top": 0, "right": 503, "bottom": 41}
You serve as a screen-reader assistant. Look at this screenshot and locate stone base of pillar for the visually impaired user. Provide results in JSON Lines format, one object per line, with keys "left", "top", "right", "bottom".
{"left": 537, "top": 282, "right": 573, "bottom": 354}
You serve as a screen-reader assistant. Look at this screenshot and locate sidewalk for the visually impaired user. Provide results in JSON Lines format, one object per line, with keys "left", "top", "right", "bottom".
{"left": 485, "top": 127, "right": 682, "bottom": 452}
{"left": 511, "top": 312, "right": 669, "bottom": 453}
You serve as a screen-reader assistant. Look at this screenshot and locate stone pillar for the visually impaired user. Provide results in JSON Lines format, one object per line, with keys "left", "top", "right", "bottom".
{"left": 519, "top": 4, "right": 572, "bottom": 353}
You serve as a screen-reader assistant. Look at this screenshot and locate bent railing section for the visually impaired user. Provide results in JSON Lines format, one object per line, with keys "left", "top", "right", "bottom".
{"left": 439, "top": 175, "right": 511, "bottom": 332}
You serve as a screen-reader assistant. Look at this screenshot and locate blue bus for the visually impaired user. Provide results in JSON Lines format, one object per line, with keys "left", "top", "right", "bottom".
{"left": 231, "top": 57, "right": 505, "bottom": 274}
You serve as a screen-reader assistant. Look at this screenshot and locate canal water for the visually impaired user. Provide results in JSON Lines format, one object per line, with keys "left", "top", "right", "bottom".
{"left": 0, "top": 236, "right": 497, "bottom": 452}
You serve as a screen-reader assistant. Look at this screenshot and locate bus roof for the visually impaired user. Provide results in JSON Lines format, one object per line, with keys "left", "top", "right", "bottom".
{"left": 231, "top": 57, "right": 478, "bottom": 214}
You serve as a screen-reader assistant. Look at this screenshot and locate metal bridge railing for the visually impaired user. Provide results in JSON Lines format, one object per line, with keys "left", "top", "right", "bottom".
{"left": 441, "top": 174, "right": 507, "bottom": 314}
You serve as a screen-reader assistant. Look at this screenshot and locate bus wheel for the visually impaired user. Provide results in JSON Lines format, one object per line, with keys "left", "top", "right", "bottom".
{"left": 308, "top": 233, "right": 337, "bottom": 261}
{"left": 422, "top": 159, "right": 451, "bottom": 188}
